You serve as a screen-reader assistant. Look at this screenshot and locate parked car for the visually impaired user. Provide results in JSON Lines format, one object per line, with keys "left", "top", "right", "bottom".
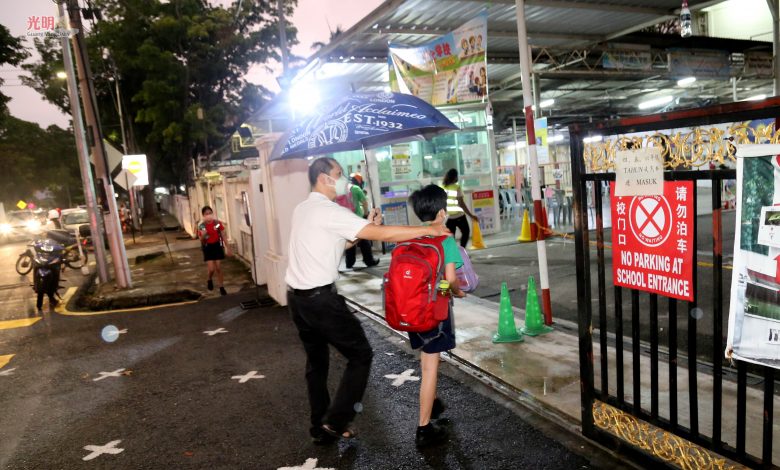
{"left": 0, "top": 210, "right": 43, "bottom": 243}
{"left": 60, "top": 209, "right": 89, "bottom": 234}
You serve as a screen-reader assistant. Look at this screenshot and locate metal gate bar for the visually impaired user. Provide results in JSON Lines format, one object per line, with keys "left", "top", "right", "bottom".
{"left": 650, "top": 293, "right": 659, "bottom": 422}
{"left": 713, "top": 179, "right": 724, "bottom": 452}
{"left": 616, "top": 285, "right": 625, "bottom": 405}
{"left": 689, "top": 182, "right": 700, "bottom": 438}
{"left": 595, "top": 181, "right": 609, "bottom": 401}
{"left": 669, "top": 297, "right": 678, "bottom": 429}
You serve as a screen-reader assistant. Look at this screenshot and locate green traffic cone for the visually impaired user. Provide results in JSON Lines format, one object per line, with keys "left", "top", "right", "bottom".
{"left": 521, "top": 276, "right": 553, "bottom": 336}
{"left": 492, "top": 282, "right": 524, "bottom": 343}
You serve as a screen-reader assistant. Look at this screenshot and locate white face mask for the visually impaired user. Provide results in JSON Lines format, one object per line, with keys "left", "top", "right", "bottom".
{"left": 327, "top": 175, "right": 349, "bottom": 196}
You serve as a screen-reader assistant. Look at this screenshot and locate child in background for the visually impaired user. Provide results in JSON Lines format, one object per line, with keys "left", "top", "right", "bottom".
{"left": 197, "top": 206, "right": 230, "bottom": 296}
{"left": 407, "top": 184, "right": 465, "bottom": 447}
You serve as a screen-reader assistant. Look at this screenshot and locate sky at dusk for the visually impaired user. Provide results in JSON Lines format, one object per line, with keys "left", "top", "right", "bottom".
{"left": 0, "top": 0, "right": 384, "bottom": 129}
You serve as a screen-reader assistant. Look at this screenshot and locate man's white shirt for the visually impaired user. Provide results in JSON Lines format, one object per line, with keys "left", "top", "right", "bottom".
{"left": 285, "top": 192, "right": 370, "bottom": 290}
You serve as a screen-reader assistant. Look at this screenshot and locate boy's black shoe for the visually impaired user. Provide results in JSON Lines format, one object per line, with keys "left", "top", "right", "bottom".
{"left": 310, "top": 426, "right": 337, "bottom": 446}
{"left": 365, "top": 258, "right": 381, "bottom": 267}
{"left": 207, "top": 279, "right": 214, "bottom": 290}
{"left": 219, "top": 287, "right": 227, "bottom": 296}
{"left": 415, "top": 422, "right": 449, "bottom": 448}
{"left": 431, "top": 398, "right": 446, "bottom": 419}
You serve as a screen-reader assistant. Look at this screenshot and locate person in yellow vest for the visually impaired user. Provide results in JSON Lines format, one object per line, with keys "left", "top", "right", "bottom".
{"left": 441, "top": 168, "right": 478, "bottom": 248}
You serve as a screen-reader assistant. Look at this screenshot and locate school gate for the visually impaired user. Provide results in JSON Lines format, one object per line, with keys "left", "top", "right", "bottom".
{"left": 570, "top": 98, "right": 780, "bottom": 469}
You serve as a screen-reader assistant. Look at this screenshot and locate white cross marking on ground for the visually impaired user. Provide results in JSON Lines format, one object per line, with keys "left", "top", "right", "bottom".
{"left": 0, "top": 367, "right": 16, "bottom": 376}
{"left": 231, "top": 371, "right": 265, "bottom": 383}
{"left": 93, "top": 368, "right": 126, "bottom": 382}
{"left": 384, "top": 369, "right": 420, "bottom": 387}
{"left": 82, "top": 440, "right": 124, "bottom": 461}
{"left": 278, "top": 458, "right": 335, "bottom": 470}
{"left": 203, "top": 328, "right": 228, "bottom": 336}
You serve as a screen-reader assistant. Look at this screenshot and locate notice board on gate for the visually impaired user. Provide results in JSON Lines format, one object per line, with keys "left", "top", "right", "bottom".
{"left": 610, "top": 181, "right": 694, "bottom": 301}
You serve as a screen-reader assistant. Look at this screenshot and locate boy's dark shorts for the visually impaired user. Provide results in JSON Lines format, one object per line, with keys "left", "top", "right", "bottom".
{"left": 409, "top": 307, "right": 455, "bottom": 354}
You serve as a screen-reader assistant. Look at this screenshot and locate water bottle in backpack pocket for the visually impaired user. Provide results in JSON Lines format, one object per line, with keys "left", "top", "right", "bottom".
{"left": 383, "top": 236, "right": 450, "bottom": 332}
{"left": 455, "top": 245, "right": 479, "bottom": 293}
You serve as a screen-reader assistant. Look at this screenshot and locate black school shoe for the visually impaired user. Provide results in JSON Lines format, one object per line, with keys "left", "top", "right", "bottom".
{"left": 310, "top": 426, "right": 337, "bottom": 446}
{"left": 207, "top": 279, "right": 214, "bottom": 290}
{"left": 416, "top": 421, "right": 449, "bottom": 448}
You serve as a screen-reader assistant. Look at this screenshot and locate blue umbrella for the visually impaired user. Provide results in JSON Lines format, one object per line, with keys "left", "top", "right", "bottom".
{"left": 271, "top": 91, "right": 458, "bottom": 161}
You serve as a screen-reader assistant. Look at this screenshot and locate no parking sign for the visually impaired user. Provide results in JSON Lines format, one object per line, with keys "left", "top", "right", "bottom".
{"left": 610, "top": 181, "right": 694, "bottom": 301}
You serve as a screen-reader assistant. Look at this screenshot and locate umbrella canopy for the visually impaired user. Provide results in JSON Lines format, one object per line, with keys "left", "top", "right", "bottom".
{"left": 271, "top": 91, "right": 458, "bottom": 161}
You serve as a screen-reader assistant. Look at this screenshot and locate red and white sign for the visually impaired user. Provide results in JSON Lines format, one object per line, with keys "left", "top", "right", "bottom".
{"left": 611, "top": 181, "right": 694, "bottom": 301}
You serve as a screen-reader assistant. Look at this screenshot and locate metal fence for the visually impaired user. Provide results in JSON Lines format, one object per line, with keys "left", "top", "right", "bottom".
{"left": 570, "top": 98, "right": 780, "bottom": 469}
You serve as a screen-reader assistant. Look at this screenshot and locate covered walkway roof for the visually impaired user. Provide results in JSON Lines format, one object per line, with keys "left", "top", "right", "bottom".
{"left": 247, "top": 0, "right": 774, "bottom": 138}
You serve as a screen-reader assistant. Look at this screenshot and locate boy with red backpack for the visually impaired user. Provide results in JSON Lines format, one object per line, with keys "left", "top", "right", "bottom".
{"left": 383, "top": 184, "right": 465, "bottom": 447}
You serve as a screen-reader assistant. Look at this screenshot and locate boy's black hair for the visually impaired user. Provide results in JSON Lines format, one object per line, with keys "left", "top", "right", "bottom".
{"left": 409, "top": 184, "right": 447, "bottom": 222}
{"left": 201, "top": 205, "right": 213, "bottom": 215}
{"left": 308, "top": 157, "right": 339, "bottom": 186}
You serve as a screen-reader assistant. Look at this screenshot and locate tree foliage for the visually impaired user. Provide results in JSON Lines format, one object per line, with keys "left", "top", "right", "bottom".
{"left": 22, "top": 0, "right": 297, "bottom": 190}
{"left": 0, "top": 116, "right": 81, "bottom": 207}
{"left": 0, "top": 24, "right": 30, "bottom": 123}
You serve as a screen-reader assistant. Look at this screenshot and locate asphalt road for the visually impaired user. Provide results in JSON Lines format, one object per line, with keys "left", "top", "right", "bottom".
{"left": 465, "top": 211, "right": 736, "bottom": 362}
{"left": 0, "top": 290, "right": 631, "bottom": 469}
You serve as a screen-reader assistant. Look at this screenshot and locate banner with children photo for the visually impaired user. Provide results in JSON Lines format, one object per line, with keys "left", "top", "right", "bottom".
{"left": 388, "top": 13, "right": 487, "bottom": 106}
{"left": 727, "top": 144, "right": 780, "bottom": 369}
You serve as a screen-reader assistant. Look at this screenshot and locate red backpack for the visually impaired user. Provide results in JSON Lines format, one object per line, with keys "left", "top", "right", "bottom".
{"left": 383, "top": 236, "right": 450, "bottom": 332}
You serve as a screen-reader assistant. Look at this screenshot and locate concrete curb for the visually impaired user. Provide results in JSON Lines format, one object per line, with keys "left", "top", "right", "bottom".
{"left": 56, "top": 287, "right": 200, "bottom": 316}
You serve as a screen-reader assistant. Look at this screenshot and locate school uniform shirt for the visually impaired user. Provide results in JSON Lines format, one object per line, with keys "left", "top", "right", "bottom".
{"left": 285, "top": 192, "right": 370, "bottom": 290}
{"left": 198, "top": 220, "right": 224, "bottom": 244}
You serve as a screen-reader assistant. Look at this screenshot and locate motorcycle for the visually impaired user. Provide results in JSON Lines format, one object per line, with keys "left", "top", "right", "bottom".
{"left": 15, "top": 230, "right": 88, "bottom": 276}
{"left": 30, "top": 239, "right": 64, "bottom": 311}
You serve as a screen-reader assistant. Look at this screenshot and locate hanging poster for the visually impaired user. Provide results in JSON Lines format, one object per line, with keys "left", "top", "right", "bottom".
{"left": 462, "top": 143, "right": 489, "bottom": 175}
{"left": 471, "top": 190, "right": 497, "bottom": 233}
{"left": 610, "top": 181, "right": 694, "bottom": 302}
{"left": 391, "top": 153, "right": 412, "bottom": 179}
{"left": 534, "top": 118, "right": 549, "bottom": 165}
{"left": 726, "top": 144, "right": 780, "bottom": 369}
{"left": 388, "top": 13, "right": 488, "bottom": 106}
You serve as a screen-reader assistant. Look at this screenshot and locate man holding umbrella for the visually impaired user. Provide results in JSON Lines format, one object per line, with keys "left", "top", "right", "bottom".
{"left": 286, "top": 157, "right": 450, "bottom": 444}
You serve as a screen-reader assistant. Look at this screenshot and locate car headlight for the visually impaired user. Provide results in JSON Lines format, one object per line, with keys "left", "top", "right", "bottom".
{"left": 25, "top": 220, "right": 41, "bottom": 232}
{"left": 0, "top": 223, "right": 11, "bottom": 234}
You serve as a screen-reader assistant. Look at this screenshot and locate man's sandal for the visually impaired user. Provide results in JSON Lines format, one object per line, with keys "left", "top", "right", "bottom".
{"left": 321, "top": 424, "right": 357, "bottom": 439}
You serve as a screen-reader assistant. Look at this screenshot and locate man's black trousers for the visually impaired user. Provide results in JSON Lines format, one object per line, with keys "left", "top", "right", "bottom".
{"left": 345, "top": 238, "right": 376, "bottom": 268}
{"left": 288, "top": 286, "right": 374, "bottom": 433}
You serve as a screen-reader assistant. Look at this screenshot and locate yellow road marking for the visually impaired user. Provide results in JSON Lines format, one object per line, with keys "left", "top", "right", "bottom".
{"left": 56, "top": 287, "right": 200, "bottom": 316}
{"left": 0, "top": 318, "right": 41, "bottom": 330}
{"left": 0, "top": 354, "right": 14, "bottom": 369}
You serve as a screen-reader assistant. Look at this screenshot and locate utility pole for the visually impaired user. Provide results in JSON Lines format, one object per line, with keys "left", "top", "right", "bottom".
{"left": 515, "top": 0, "right": 553, "bottom": 325}
{"left": 66, "top": 0, "right": 132, "bottom": 288}
{"left": 57, "top": 1, "right": 109, "bottom": 283}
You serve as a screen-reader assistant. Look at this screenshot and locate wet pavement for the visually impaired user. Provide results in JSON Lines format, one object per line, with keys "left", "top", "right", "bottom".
{"left": 0, "top": 290, "right": 631, "bottom": 469}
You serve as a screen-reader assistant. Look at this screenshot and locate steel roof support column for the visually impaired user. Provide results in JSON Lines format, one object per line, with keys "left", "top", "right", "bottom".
{"left": 515, "top": 0, "right": 553, "bottom": 325}
{"left": 768, "top": 0, "right": 780, "bottom": 96}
